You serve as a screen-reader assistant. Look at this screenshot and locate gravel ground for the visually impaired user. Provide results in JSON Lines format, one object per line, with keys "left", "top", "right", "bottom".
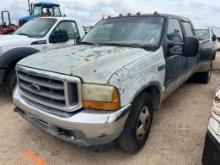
{"left": 0, "top": 55, "right": 220, "bottom": 165}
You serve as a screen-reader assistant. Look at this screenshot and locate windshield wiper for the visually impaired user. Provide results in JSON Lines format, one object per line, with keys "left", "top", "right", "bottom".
{"left": 97, "top": 43, "right": 141, "bottom": 48}
{"left": 79, "top": 41, "right": 97, "bottom": 45}
{"left": 17, "top": 33, "right": 30, "bottom": 37}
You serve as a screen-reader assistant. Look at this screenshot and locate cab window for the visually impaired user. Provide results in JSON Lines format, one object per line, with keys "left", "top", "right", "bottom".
{"left": 53, "top": 6, "right": 61, "bottom": 16}
{"left": 182, "top": 22, "right": 194, "bottom": 37}
{"left": 167, "top": 19, "right": 184, "bottom": 44}
{"left": 54, "top": 21, "right": 79, "bottom": 40}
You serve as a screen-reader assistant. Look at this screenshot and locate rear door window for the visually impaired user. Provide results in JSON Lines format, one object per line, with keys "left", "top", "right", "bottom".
{"left": 167, "top": 19, "right": 184, "bottom": 44}
{"left": 182, "top": 22, "right": 194, "bottom": 37}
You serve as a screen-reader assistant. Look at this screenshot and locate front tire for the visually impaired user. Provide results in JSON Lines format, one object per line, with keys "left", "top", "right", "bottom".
{"left": 117, "top": 93, "right": 153, "bottom": 153}
{"left": 7, "top": 70, "right": 17, "bottom": 96}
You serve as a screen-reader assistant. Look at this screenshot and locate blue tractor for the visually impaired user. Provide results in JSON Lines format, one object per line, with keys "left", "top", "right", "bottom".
{"left": 18, "top": 2, "right": 62, "bottom": 27}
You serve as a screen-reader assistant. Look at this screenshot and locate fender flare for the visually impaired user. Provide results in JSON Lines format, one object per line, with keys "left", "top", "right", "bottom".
{"left": 132, "top": 81, "right": 162, "bottom": 111}
{"left": 0, "top": 47, "right": 40, "bottom": 68}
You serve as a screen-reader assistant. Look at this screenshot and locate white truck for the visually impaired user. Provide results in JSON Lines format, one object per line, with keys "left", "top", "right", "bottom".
{"left": 0, "top": 17, "right": 85, "bottom": 94}
{"left": 202, "top": 84, "right": 220, "bottom": 165}
{"left": 13, "top": 13, "right": 213, "bottom": 153}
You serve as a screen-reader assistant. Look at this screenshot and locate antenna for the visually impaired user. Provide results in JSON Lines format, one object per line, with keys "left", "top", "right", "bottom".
{"left": 75, "top": 0, "right": 77, "bottom": 18}
{"left": 27, "top": 0, "right": 31, "bottom": 15}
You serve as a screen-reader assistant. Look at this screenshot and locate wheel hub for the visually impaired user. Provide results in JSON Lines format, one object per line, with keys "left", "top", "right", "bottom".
{"left": 136, "top": 106, "right": 151, "bottom": 140}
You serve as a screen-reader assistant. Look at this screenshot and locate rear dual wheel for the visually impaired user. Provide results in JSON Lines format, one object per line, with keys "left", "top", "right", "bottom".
{"left": 193, "top": 62, "right": 212, "bottom": 84}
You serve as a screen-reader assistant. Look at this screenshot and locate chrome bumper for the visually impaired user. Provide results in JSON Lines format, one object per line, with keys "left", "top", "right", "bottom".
{"left": 13, "top": 87, "right": 131, "bottom": 146}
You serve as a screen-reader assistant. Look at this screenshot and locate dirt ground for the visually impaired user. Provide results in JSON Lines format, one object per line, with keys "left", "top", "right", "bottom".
{"left": 0, "top": 55, "right": 220, "bottom": 165}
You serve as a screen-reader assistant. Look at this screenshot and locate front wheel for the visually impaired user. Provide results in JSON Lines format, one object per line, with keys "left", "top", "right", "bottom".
{"left": 117, "top": 93, "right": 153, "bottom": 153}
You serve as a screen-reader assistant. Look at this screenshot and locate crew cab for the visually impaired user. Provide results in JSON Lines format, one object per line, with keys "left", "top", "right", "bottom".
{"left": 202, "top": 83, "right": 220, "bottom": 165}
{"left": 195, "top": 28, "right": 217, "bottom": 60}
{"left": 0, "top": 17, "right": 85, "bottom": 94}
{"left": 13, "top": 13, "right": 213, "bottom": 153}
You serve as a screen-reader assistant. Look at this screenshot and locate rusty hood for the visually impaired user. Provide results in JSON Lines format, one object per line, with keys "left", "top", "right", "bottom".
{"left": 18, "top": 45, "right": 154, "bottom": 84}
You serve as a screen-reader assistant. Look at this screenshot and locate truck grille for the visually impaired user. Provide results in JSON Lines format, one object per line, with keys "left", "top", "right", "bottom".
{"left": 17, "top": 66, "right": 82, "bottom": 113}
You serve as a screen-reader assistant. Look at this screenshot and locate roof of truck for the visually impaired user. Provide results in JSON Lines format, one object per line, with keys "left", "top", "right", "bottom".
{"left": 39, "top": 17, "right": 79, "bottom": 21}
{"left": 34, "top": 2, "right": 60, "bottom": 7}
{"left": 105, "top": 13, "right": 191, "bottom": 22}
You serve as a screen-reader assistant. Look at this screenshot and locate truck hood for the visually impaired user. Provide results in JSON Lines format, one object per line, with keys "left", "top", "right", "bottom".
{"left": 0, "top": 34, "right": 36, "bottom": 48}
{"left": 18, "top": 45, "right": 154, "bottom": 84}
{"left": 19, "top": 15, "right": 34, "bottom": 21}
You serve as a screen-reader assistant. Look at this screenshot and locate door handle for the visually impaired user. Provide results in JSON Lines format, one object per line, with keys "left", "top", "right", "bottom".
{"left": 158, "top": 64, "right": 165, "bottom": 71}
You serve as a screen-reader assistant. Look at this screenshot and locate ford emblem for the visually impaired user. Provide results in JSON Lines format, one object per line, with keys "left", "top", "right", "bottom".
{"left": 30, "top": 84, "right": 41, "bottom": 92}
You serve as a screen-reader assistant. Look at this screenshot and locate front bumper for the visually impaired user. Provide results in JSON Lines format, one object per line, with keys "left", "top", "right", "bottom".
{"left": 202, "top": 131, "right": 220, "bottom": 165}
{"left": 0, "top": 68, "right": 5, "bottom": 85}
{"left": 13, "top": 87, "right": 131, "bottom": 146}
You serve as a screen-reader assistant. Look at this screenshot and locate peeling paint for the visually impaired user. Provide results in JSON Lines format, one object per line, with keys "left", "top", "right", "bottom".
{"left": 108, "top": 47, "right": 165, "bottom": 106}
{"left": 19, "top": 45, "right": 155, "bottom": 84}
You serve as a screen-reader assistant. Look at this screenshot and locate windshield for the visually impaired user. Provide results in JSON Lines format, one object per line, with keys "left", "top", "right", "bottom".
{"left": 195, "top": 29, "right": 210, "bottom": 40}
{"left": 32, "top": 5, "right": 61, "bottom": 17}
{"left": 15, "top": 18, "right": 56, "bottom": 38}
{"left": 82, "top": 16, "right": 164, "bottom": 47}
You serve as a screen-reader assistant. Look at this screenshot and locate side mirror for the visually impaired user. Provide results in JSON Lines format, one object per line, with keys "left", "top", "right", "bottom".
{"left": 49, "top": 30, "right": 69, "bottom": 43}
{"left": 212, "top": 34, "right": 217, "bottom": 42}
{"left": 167, "top": 40, "right": 184, "bottom": 56}
{"left": 74, "top": 32, "right": 81, "bottom": 44}
{"left": 183, "top": 37, "right": 199, "bottom": 57}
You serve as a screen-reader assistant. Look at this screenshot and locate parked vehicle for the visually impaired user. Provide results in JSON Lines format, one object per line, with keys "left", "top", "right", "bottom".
{"left": 195, "top": 28, "right": 217, "bottom": 60}
{"left": 0, "top": 17, "right": 85, "bottom": 95}
{"left": 19, "top": 2, "right": 62, "bottom": 27}
{"left": 0, "top": 11, "right": 17, "bottom": 35}
{"left": 13, "top": 13, "right": 213, "bottom": 153}
{"left": 202, "top": 83, "right": 220, "bottom": 165}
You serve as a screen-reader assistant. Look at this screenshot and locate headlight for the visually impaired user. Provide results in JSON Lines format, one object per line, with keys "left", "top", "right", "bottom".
{"left": 209, "top": 117, "right": 220, "bottom": 136}
{"left": 213, "top": 88, "right": 220, "bottom": 116}
{"left": 82, "top": 83, "right": 120, "bottom": 111}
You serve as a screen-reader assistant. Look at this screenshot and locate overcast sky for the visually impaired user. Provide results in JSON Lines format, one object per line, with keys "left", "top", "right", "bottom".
{"left": 1, "top": 0, "right": 220, "bottom": 30}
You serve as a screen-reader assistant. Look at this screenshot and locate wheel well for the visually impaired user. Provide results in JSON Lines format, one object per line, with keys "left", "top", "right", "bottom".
{"left": 134, "top": 86, "right": 161, "bottom": 111}
{"left": 213, "top": 51, "right": 216, "bottom": 60}
{"left": 4, "top": 59, "right": 21, "bottom": 82}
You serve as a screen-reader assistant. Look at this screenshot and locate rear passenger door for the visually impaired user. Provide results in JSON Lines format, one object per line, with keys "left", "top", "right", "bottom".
{"left": 182, "top": 21, "right": 199, "bottom": 70}
{"left": 165, "top": 19, "right": 187, "bottom": 87}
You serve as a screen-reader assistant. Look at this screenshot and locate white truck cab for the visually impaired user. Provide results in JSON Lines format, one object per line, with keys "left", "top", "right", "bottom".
{"left": 0, "top": 17, "right": 85, "bottom": 94}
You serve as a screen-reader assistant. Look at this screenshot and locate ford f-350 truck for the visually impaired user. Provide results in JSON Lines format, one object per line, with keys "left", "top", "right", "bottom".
{"left": 13, "top": 13, "right": 213, "bottom": 153}
{"left": 195, "top": 28, "right": 217, "bottom": 60}
{"left": 0, "top": 17, "right": 85, "bottom": 95}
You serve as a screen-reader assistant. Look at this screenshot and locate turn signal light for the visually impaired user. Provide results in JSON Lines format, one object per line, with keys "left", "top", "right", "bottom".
{"left": 83, "top": 89, "right": 120, "bottom": 111}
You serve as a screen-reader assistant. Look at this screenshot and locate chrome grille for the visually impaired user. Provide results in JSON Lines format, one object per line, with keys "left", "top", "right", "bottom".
{"left": 17, "top": 66, "right": 82, "bottom": 112}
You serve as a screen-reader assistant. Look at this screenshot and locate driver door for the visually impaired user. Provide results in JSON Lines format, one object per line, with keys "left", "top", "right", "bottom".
{"left": 165, "top": 19, "right": 187, "bottom": 87}
{"left": 47, "top": 21, "right": 80, "bottom": 50}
